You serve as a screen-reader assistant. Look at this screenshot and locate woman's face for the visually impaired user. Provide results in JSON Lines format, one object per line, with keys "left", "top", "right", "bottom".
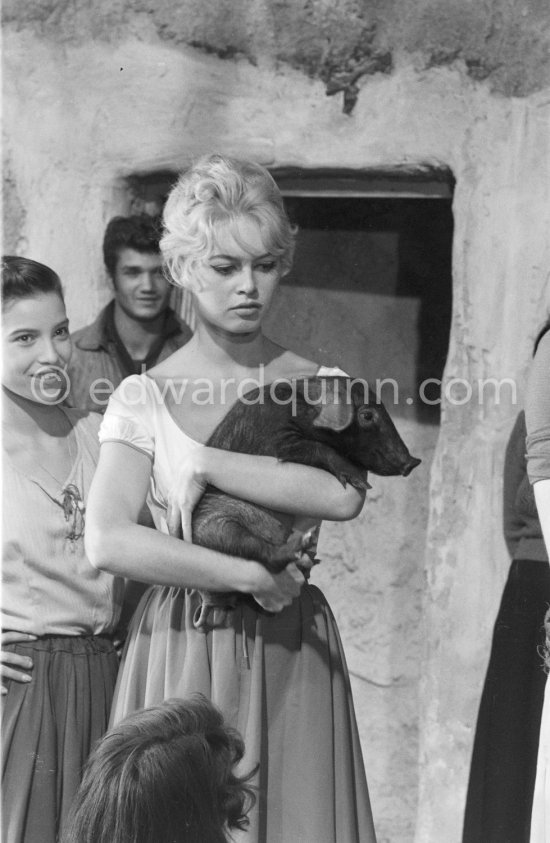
{"left": 2, "top": 291, "right": 72, "bottom": 403}
{"left": 190, "top": 216, "right": 282, "bottom": 335}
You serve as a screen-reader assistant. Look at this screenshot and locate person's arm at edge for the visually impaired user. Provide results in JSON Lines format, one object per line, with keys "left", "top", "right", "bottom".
{"left": 526, "top": 328, "right": 550, "bottom": 556}
{"left": 534, "top": 480, "right": 550, "bottom": 555}
{"left": 502, "top": 412, "right": 527, "bottom": 558}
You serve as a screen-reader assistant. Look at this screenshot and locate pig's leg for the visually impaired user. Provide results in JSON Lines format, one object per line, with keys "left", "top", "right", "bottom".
{"left": 196, "top": 513, "right": 305, "bottom": 571}
{"left": 193, "top": 494, "right": 297, "bottom": 567}
{"left": 275, "top": 436, "right": 370, "bottom": 490}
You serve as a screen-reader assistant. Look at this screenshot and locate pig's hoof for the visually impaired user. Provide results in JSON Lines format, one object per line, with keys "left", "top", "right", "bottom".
{"left": 301, "top": 524, "right": 319, "bottom": 553}
{"left": 271, "top": 530, "right": 305, "bottom": 565}
{"left": 338, "top": 470, "right": 370, "bottom": 491}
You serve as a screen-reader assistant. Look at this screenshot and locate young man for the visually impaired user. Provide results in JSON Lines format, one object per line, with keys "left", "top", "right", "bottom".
{"left": 67, "top": 214, "right": 192, "bottom": 411}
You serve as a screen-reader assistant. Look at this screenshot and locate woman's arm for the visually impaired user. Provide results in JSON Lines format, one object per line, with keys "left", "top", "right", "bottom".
{"left": 502, "top": 412, "right": 527, "bottom": 558}
{"left": 85, "top": 442, "right": 304, "bottom": 612}
{"left": 525, "top": 328, "right": 550, "bottom": 555}
{"left": 166, "top": 447, "right": 366, "bottom": 541}
{"left": 534, "top": 479, "right": 550, "bottom": 554}
{"left": 171, "top": 447, "right": 366, "bottom": 531}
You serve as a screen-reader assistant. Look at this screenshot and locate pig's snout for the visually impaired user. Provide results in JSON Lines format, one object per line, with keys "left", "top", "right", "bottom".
{"left": 400, "top": 456, "right": 421, "bottom": 477}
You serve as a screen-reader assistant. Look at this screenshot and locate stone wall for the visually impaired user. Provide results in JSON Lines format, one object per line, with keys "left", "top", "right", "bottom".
{"left": 3, "top": 2, "right": 550, "bottom": 841}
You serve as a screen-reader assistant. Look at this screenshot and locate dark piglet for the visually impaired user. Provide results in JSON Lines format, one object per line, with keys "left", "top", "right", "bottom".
{"left": 191, "top": 376, "right": 420, "bottom": 629}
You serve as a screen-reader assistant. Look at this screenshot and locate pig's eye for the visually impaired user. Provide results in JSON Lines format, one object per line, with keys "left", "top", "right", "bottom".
{"left": 358, "top": 408, "right": 377, "bottom": 427}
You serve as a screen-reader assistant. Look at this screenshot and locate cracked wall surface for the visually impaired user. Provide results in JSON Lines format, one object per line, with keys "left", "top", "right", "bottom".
{"left": 3, "top": 0, "right": 550, "bottom": 107}
{"left": 3, "top": 2, "right": 550, "bottom": 841}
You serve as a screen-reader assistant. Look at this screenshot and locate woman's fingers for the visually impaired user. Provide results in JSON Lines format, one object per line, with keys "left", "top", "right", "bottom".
{"left": 165, "top": 501, "right": 193, "bottom": 543}
{"left": 283, "top": 561, "right": 307, "bottom": 592}
{"left": 166, "top": 500, "right": 183, "bottom": 539}
{"left": 1, "top": 631, "right": 37, "bottom": 646}
{"left": 252, "top": 562, "right": 305, "bottom": 612}
{"left": 1, "top": 663, "right": 33, "bottom": 684}
{"left": 180, "top": 510, "right": 193, "bottom": 543}
{"left": 0, "top": 638, "right": 36, "bottom": 689}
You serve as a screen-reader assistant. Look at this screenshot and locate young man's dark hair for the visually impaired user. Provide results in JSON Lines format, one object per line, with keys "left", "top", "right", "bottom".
{"left": 66, "top": 213, "right": 192, "bottom": 412}
{"left": 102, "top": 214, "right": 163, "bottom": 279}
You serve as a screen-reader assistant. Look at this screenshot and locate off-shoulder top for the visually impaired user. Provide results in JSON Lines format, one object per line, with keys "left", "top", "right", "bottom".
{"left": 99, "top": 367, "right": 348, "bottom": 535}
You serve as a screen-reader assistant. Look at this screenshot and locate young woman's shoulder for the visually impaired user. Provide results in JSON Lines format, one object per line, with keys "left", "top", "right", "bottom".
{"left": 147, "top": 344, "right": 193, "bottom": 380}
{"left": 266, "top": 344, "right": 347, "bottom": 380}
{"left": 61, "top": 407, "right": 104, "bottom": 460}
{"left": 266, "top": 345, "right": 319, "bottom": 380}
{"left": 62, "top": 406, "right": 102, "bottom": 435}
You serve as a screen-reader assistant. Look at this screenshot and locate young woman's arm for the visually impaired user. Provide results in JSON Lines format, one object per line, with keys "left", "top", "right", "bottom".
{"left": 534, "top": 480, "right": 550, "bottom": 555}
{"left": 85, "top": 442, "right": 304, "bottom": 613}
{"left": 526, "top": 329, "right": 550, "bottom": 556}
{"left": 166, "top": 447, "right": 366, "bottom": 539}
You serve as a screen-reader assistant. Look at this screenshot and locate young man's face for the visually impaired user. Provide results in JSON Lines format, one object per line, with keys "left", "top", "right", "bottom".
{"left": 113, "top": 248, "right": 172, "bottom": 322}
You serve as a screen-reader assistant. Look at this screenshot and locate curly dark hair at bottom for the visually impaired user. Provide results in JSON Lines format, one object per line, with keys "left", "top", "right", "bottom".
{"left": 61, "top": 694, "right": 256, "bottom": 843}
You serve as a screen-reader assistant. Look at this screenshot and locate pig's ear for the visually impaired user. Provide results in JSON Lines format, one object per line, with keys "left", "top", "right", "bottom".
{"left": 309, "top": 379, "right": 354, "bottom": 431}
{"left": 313, "top": 402, "right": 354, "bottom": 431}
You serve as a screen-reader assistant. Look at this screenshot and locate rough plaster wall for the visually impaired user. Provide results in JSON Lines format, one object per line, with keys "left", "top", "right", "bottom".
{"left": 263, "top": 284, "right": 435, "bottom": 842}
{"left": 4, "top": 0, "right": 550, "bottom": 100}
{"left": 3, "top": 4, "right": 550, "bottom": 842}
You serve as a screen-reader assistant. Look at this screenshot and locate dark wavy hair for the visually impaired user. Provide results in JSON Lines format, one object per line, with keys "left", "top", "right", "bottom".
{"left": 2, "top": 256, "right": 64, "bottom": 307}
{"left": 61, "top": 695, "right": 255, "bottom": 843}
{"left": 103, "top": 213, "right": 162, "bottom": 278}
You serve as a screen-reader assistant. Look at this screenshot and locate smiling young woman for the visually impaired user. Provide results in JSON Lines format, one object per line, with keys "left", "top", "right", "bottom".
{"left": 1, "top": 257, "right": 123, "bottom": 843}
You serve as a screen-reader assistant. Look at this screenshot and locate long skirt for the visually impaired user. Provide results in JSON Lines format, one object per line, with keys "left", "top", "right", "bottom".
{"left": 2, "top": 634, "right": 119, "bottom": 843}
{"left": 111, "top": 583, "right": 377, "bottom": 843}
{"left": 530, "top": 676, "right": 550, "bottom": 842}
{"left": 462, "top": 559, "right": 550, "bottom": 843}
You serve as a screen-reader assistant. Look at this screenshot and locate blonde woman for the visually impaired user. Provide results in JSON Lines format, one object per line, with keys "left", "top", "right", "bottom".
{"left": 86, "top": 155, "right": 377, "bottom": 842}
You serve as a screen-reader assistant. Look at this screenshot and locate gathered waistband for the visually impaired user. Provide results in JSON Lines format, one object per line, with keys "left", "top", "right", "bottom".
{"left": 2, "top": 632, "right": 116, "bottom": 655}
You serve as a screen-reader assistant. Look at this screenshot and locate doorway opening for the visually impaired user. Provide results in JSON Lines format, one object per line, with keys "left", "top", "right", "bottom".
{"left": 268, "top": 167, "right": 454, "bottom": 424}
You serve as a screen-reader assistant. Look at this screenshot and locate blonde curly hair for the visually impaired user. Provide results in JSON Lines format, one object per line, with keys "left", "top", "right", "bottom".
{"left": 161, "top": 154, "right": 296, "bottom": 289}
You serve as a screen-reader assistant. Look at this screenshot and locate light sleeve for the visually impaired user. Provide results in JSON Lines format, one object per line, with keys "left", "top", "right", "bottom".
{"left": 98, "top": 375, "right": 155, "bottom": 459}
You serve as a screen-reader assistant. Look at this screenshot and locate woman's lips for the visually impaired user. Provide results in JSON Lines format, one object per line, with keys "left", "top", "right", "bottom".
{"left": 231, "top": 303, "right": 261, "bottom": 311}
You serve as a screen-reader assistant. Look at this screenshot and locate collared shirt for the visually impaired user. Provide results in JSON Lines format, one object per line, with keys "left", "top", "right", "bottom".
{"left": 66, "top": 301, "right": 192, "bottom": 412}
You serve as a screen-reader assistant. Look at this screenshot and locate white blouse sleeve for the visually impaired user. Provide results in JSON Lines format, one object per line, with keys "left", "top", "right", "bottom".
{"left": 317, "top": 365, "right": 350, "bottom": 378}
{"left": 98, "top": 375, "right": 155, "bottom": 459}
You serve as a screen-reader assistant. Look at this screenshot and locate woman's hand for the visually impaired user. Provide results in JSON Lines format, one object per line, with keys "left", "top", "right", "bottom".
{"left": 1, "top": 631, "right": 37, "bottom": 695}
{"left": 250, "top": 561, "right": 305, "bottom": 613}
{"left": 166, "top": 449, "right": 209, "bottom": 541}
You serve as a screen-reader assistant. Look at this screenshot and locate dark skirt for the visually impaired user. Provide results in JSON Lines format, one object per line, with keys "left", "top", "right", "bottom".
{"left": 462, "top": 559, "right": 550, "bottom": 843}
{"left": 2, "top": 634, "right": 119, "bottom": 843}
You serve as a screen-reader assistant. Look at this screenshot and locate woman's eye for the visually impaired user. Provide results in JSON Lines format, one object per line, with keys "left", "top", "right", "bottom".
{"left": 55, "top": 326, "right": 70, "bottom": 337}
{"left": 14, "top": 334, "right": 34, "bottom": 344}
{"left": 257, "top": 261, "right": 277, "bottom": 273}
{"left": 212, "top": 265, "right": 234, "bottom": 276}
